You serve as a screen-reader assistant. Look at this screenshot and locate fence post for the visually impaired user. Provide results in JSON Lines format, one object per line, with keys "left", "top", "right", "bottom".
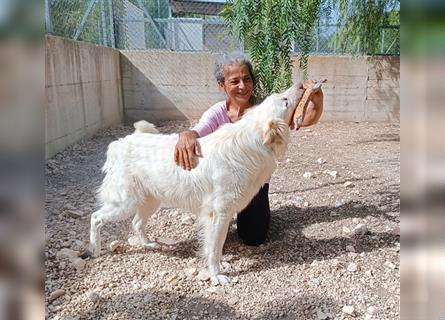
{"left": 100, "top": 0, "right": 107, "bottom": 46}
{"left": 108, "top": 0, "right": 116, "bottom": 48}
{"left": 45, "top": 0, "right": 52, "bottom": 34}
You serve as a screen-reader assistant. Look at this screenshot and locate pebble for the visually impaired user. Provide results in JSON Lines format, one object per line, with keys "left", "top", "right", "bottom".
{"left": 347, "top": 262, "right": 358, "bottom": 272}
{"left": 184, "top": 267, "right": 198, "bottom": 277}
{"left": 316, "top": 309, "right": 328, "bottom": 320}
{"left": 72, "top": 258, "right": 86, "bottom": 270}
{"left": 128, "top": 236, "right": 140, "bottom": 246}
{"left": 87, "top": 290, "right": 100, "bottom": 304}
{"left": 56, "top": 248, "right": 79, "bottom": 261}
{"left": 329, "top": 170, "right": 338, "bottom": 178}
{"left": 303, "top": 172, "right": 312, "bottom": 179}
{"left": 352, "top": 223, "right": 368, "bottom": 236}
{"left": 64, "top": 210, "right": 84, "bottom": 218}
{"left": 335, "top": 199, "right": 345, "bottom": 207}
{"left": 49, "top": 289, "right": 65, "bottom": 302}
{"left": 342, "top": 226, "right": 351, "bottom": 234}
{"left": 317, "top": 158, "right": 326, "bottom": 164}
{"left": 228, "top": 297, "right": 239, "bottom": 306}
{"left": 196, "top": 269, "right": 210, "bottom": 281}
{"left": 346, "top": 245, "right": 356, "bottom": 252}
{"left": 343, "top": 181, "right": 354, "bottom": 188}
{"left": 384, "top": 261, "right": 396, "bottom": 269}
{"left": 342, "top": 305, "right": 355, "bottom": 315}
{"left": 367, "top": 306, "right": 377, "bottom": 315}
{"left": 109, "top": 240, "right": 122, "bottom": 252}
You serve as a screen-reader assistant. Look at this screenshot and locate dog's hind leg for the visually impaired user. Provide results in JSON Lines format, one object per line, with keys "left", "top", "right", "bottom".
{"left": 202, "top": 210, "right": 232, "bottom": 286}
{"left": 132, "top": 196, "right": 160, "bottom": 249}
{"left": 88, "top": 203, "right": 134, "bottom": 257}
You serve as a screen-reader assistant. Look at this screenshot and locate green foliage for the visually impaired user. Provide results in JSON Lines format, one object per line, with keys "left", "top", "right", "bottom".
{"left": 329, "top": 0, "right": 400, "bottom": 54}
{"left": 221, "top": 0, "right": 322, "bottom": 101}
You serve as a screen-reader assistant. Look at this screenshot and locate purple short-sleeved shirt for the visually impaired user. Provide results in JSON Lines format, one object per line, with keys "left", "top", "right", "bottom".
{"left": 192, "top": 100, "right": 271, "bottom": 184}
{"left": 192, "top": 101, "right": 231, "bottom": 137}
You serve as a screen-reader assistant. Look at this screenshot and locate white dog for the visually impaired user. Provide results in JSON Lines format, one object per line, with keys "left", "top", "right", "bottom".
{"left": 87, "top": 84, "right": 304, "bottom": 285}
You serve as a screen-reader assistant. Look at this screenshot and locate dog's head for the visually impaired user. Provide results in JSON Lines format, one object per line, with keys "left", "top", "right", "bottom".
{"left": 255, "top": 84, "right": 304, "bottom": 158}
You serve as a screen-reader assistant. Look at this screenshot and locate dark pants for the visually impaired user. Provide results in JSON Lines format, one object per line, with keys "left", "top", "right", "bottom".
{"left": 237, "top": 184, "right": 270, "bottom": 246}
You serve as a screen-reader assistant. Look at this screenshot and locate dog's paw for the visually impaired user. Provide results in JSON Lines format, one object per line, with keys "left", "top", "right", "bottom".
{"left": 210, "top": 274, "right": 230, "bottom": 286}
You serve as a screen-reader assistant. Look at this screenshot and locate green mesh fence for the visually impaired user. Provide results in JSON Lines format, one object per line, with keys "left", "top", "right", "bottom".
{"left": 46, "top": 0, "right": 399, "bottom": 55}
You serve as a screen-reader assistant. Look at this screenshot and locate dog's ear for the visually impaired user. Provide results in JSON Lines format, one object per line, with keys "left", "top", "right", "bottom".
{"left": 262, "top": 119, "right": 289, "bottom": 158}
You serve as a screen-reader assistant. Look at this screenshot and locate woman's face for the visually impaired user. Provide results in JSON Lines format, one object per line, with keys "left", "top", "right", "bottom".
{"left": 219, "top": 63, "right": 254, "bottom": 106}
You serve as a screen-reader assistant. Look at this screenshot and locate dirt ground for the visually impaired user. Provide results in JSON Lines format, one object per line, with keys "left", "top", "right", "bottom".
{"left": 45, "top": 121, "right": 400, "bottom": 320}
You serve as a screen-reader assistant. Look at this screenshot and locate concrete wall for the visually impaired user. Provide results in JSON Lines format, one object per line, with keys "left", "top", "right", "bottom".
{"left": 45, "top": 36, "right": 123, "bottom": 158}
{"left": 303, "top": 55, "right": 400, "bottom": 122}
{"left": 121, "top": 52, "right": 399, "bottom": 123}
{"left": 120, "top": 50, "right": 223, "bottom": 124}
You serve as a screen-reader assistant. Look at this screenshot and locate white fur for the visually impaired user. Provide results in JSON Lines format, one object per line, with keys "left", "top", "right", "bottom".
{"left": 88, "top": 84, "right": 303, "bottom": 285}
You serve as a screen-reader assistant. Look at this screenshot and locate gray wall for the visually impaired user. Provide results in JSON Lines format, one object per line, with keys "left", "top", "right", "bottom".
{"left": 45, "top": 36, "right": 123, "bottom": 158}
{"left": 45, "top": 36, "right": 399, "bottom": 158}
{"left": 122, "top": 52, "right": 399, "bottom": 123}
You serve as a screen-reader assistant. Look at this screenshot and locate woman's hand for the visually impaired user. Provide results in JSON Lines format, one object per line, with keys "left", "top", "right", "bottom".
{"left": 174, "top": 130, "right": 202, "bottom": 170}
{"left": 301, "top": 80, "right": 324, "bottom": 127}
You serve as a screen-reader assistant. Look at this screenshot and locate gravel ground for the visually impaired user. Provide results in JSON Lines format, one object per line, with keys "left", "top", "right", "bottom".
{"left": 45, "top": 121, "right": 400, "bottom": 320}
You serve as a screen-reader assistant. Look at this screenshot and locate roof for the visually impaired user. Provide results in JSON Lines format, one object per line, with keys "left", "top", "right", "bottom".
{"left": 170, "top": 0, "right": 226, "bottom": 15}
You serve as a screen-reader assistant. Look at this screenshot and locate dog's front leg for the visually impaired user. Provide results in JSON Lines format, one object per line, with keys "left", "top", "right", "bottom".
{"left": 204, "top": 212, "right": 232, "bottom": 286}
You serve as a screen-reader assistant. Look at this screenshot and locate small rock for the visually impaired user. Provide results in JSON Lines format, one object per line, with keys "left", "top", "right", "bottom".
{"left": 49, "top": 289, "right": 65, "bottom": 302}
{"left": 56, "top": 248, "right": 79, "bottom": 261}
{"left": 342, "top": 226, "right": 351, "bottom": 234}
{"left": 329, "top": 170, "right": 338, "bottom": 178}
{"left": 72, "top": 258, "right": 86, "bottom": 270}
{"left": 367, "top": 306, "right": 377, "bottom": 315}
{"left": 231, "top": 276, "right": 239, "bottom": 284}
{"left": 335, "top": 199, "right": 345, "bottom": 207}
{"left": 317, "top": 158, "right": 326, "bottom": 164}
{"left": 330, "top": 212, "right": 339, "bottom": 217}
{"left": 184, "top": 267, "right": 198, "bottom": 277}
{"left": 228, "top": 297, "right": 239, "bottom": 306}
{"left": 384, "top": 261, "right": 396, "bottom": 269}
{"left": 365, "top": 270, "right": 373, "bottom": 277}
{"left": 109, "top": 240, "right": 122, "bottom": 252}
{"left": 196, "top": 269, "right": 210, "bottom": 281}
{"left": 347, "top": 262, "right": 358, "bottom": 272}
{"left": 303, "top": 172, "right": 312, "bottom": 179}
{"left": 166, "top": 274, "right": 178, "bottom": 283}
{"left": 316, "top": 309, "right": 328, "bottom": 320}
{"left": 343, "top": 181, "right": 354, "bottom": 188}
{"left": 64, "top": 210, "right": 84, "bottom": 219}
{"left": 346, "top": 245, "right": 355, "bottom": 252}
{"left": 285, "top": 158, "right": 292, "bottom": 163}
{"left": 342, "top": 305, "right": 355, "bottom": 315}
{"left": 157, "top": 237, "right": 180, "bottom": 246}
{"left": 221, "top": 261, "right": 231, "bottom": 270}
{"left": 352, "top": 223, "right": 368, "bottom": 236}
{"left": 128, "top": 236, "right": 140, "bottom": 246}
{"left": 87, "top": 290, "right": 100, "bottom": 304}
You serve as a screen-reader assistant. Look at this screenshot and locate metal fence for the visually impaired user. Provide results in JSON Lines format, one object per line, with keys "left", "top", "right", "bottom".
{"left": 45, "top": 0, "right": 399, "bottom": 55}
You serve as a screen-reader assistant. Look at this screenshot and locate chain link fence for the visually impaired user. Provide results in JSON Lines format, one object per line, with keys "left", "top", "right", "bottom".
{"left": 45, "top": 0, "right": 399, "bottom": 55}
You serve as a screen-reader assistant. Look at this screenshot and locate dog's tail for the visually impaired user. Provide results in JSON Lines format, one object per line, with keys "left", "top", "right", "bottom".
{"left": 133, "top": 120, "right": 159, "bottom": 134}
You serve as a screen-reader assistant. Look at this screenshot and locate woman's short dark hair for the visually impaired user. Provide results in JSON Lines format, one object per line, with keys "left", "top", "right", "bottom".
{"left": 213, "top": 52, "right": 255, "bottom": 85}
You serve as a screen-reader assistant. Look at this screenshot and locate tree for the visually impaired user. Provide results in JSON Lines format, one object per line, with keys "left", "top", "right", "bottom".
{"left": 328, "top": 0, "right": 400, "bottom": 54}
{"left": 221, "top": 0, "right": 322, "bottom": 101}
